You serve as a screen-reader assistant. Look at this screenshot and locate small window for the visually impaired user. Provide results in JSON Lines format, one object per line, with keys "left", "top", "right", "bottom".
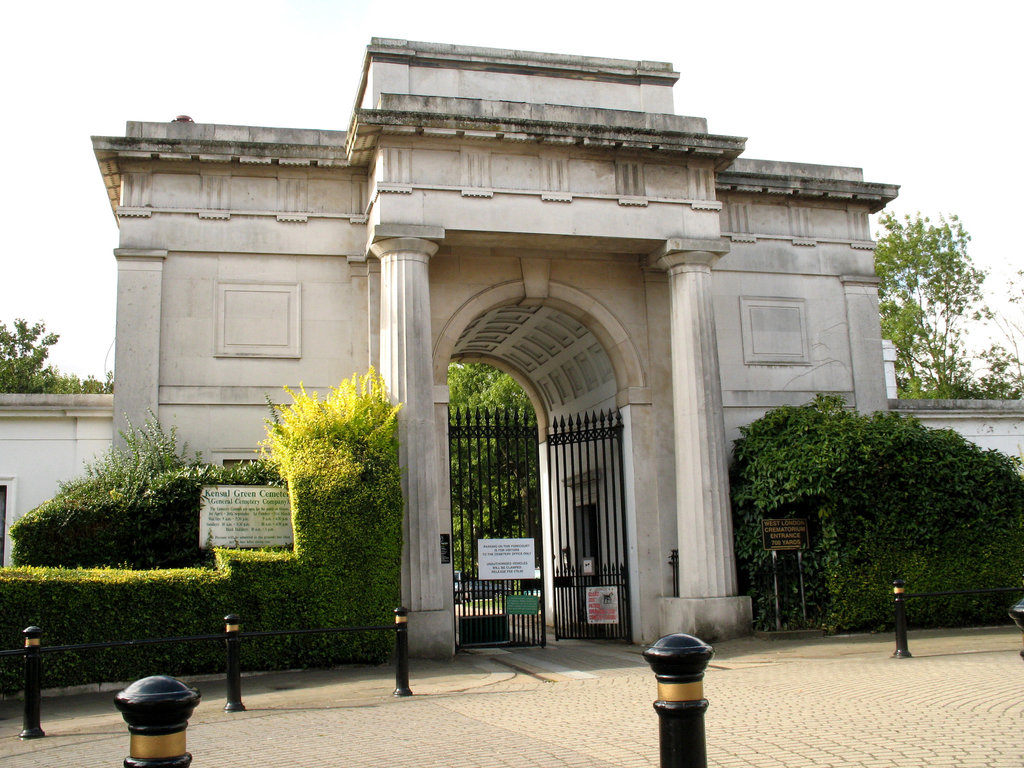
{"left": 221, "top": 458, "right": 256, "bottom": 467}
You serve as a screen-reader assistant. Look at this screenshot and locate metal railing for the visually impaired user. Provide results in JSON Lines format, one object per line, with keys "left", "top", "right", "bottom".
{"left": 1, "top": 607, "right": 412, "bottom": 739}
{"left": 891, "top": 579, "right": 1022, "bottom": 658}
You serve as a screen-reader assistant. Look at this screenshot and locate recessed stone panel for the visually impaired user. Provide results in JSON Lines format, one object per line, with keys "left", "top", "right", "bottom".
{"left": 739, "top": 296, "right": 809, "bottom": 365}
{"left": 216, "top": 282, "right": 301, "bottom": 358}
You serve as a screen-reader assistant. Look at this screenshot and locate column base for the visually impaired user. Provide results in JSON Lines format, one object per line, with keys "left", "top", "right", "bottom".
{"left": 407, "top": 608, "right": 454, "bottom": 659}
{"left": 658, "top": 596, "right": 752, "bottom": 643}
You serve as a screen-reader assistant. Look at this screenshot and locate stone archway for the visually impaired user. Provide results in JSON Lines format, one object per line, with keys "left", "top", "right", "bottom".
{"left": 438, "top": 286, "right": 642, "bottom": 644}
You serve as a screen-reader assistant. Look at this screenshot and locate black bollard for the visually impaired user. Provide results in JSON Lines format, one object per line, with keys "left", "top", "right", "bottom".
{"left": 643, "top": 633, "right": 714, "bottom": 768}
{"left": 892, "top": 579, "right": 912, "bottom": 658}
{"left": 393, "top": 607, "right": 412, "bottom": 697}
{"left": 1008, "top": 597, "right": 1024, "bottom": 661}
{"left": 20, "top": 626, "right": 44, "bottom": 739}
{"left": 115, "top": 676, "right": 201, "bottom": 768}
{"left": 223, "top": 614, "right": 246, "bottom": 712}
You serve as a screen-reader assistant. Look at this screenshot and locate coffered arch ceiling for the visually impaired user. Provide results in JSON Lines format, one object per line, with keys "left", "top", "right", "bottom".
{"left": 450, "top": 304, "right": 616, "bottom": 413}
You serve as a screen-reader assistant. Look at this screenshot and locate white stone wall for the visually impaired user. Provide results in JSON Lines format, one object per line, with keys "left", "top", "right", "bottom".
{"left": 891, "top": 400, "right": 1024, "bottom": 459}
{"left": 0, "top": 395, "right": 113, "bottom": 565}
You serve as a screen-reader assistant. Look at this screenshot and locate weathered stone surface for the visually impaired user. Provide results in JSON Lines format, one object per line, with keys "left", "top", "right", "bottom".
{"left": 79, "top": 38, "right": 901, "bottom": 649}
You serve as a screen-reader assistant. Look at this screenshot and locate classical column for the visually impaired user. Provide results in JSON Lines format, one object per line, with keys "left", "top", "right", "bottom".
{"left": 651, "top": 241, "right": 737, "bottom": 600}
{"left": 112, "top": 249, "right": 166, "bottom": 445}
{"left": 369, "top": 236, "right": 450, "bottom": 656}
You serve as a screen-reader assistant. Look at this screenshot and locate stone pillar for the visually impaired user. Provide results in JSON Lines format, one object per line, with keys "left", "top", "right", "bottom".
{"left": 841, "top": 275, "right": 888, "bottom": 414}
{"left": 650, "top": 240, "right": 751, "bottom": 641}
{"left": 112, "top": 249, "right": 166, "bottom": 445}
{"left": 369, "top": 236, "right": 451, "bottom": 657}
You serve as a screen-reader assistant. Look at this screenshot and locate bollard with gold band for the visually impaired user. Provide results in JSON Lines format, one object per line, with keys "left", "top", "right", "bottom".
{"left": 115, "top": 675, "right": 201, "bottom": 768}
{"left": 892, "top": 579, "right": 912, "bottom": 658}
{"left": 223, "top": 614, "right": 246, "bottom": 712}
{"left": 394, "top": 607, "right": 412, "bottom": 697}
{"left": 1008, "top": 597, "right": 1024, "bottom": 661}
{"left": 643, "top": 633, "right": 714, "bottom": 768}
{"left": 20, "top": 626, "right": 44, "bottom": 739}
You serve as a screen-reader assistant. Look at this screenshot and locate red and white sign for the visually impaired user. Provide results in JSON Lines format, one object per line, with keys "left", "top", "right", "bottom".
{"left": 586, "top": 586, "right": 619, "bottom": 624}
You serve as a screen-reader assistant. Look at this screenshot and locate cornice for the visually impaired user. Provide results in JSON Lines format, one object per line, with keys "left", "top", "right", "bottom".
{"left": 717, "top": 168, "right": 898, "bottom": 213}
{"left": 346, "top": 105, "right": 745, "bottom": 170}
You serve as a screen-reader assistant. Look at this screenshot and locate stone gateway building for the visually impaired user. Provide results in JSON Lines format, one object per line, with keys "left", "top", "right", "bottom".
{"left": 92, "top": 39, "right": 897, "bottom": 656}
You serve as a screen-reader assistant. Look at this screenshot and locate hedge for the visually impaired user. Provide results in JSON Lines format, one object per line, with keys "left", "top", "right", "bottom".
{"left": 0, "top": 372, "right": 405, "bottom": 693}
{"left": 731, "top": 395, "right": 1024, "bottom": 633}
{"left": 10, "top": 432, "right": 280, "bottom": 569}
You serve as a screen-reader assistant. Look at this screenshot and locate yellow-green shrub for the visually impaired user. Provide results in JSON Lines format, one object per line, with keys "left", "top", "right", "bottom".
{"left": 0, "top": 371, "right": 405, "bottom": 693}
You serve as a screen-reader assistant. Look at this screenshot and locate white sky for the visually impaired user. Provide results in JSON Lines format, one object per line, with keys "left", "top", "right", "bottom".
{"left": 2, "top": 0, "right": 1020, "bottom": 379}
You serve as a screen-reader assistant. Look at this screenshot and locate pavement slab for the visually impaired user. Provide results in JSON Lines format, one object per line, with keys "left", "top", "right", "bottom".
{"left": 1, "top": 626, "right": 1022, "bottom": 767}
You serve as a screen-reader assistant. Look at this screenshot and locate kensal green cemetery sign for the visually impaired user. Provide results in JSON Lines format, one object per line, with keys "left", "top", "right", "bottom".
{"left": 199, "top": 486, "right": 292, "bottom": 548}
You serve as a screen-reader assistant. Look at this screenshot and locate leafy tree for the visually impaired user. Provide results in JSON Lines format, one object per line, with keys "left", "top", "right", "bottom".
{"left": 448, "top": 361, "right": 532, "bottom": 410}
{"left": 0, "top": 319, "right": 59, "bottom": 392}
{"left": 975, "top": 270, "right": 1024, "bottom": 399}
{"left": 0, "top": 318, "right": 112, "bottom": 393}
{"left": 874, "top": 213, "right": 989, "bottom": 398}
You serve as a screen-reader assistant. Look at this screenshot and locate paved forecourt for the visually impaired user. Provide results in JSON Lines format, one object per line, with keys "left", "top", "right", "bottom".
{"left": 2, "top": 626, "right": 1022, "bottom": 767}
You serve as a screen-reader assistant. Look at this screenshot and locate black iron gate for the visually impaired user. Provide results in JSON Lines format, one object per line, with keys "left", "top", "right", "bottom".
{"left": 448, "top": 407, "right": 545, "bottom": 648}
{"left": 547, "top": 410, "right": 631, "bottom": 640}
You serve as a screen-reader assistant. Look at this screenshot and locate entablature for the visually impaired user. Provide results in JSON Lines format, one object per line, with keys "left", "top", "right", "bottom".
{"left": 717, "top": 158, "right": 898, "bottom": 213}
{"left": 93, "top": 124, "right": 351, "bottom": 219}
{"left": 347, "top": 94, "right": 745, "bottom": 169}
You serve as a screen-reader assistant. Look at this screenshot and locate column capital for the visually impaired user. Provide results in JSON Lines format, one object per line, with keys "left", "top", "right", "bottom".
{"left": 114, "top": 248, "right": 167, "bottom": 263}
{"left": 369, "top": 237, "right": 440, "bottom": 261}
{"left": 840, "top": 274, "right": 881, "bottom": 289}
{"left": 647, "top": 238, "right": 729, "bottom": 272}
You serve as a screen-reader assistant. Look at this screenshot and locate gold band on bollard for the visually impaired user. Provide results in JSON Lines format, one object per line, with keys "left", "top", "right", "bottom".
{"left": 893, "top": 587, "right": 905, "bottom": 594}
{"left": 24, "top": 638, "right": 40, "bottom": 647}
{"left": 226, "top": 624, "right": 239, "bottom": 632}
{"left": 130, "top": 732, "right": 187, "bottom": 759}
{"left": 657, "top": 681, "right": 704, "bottom": 702}
{"left": 395, "top": 616, "right": 408, "bottom": 624}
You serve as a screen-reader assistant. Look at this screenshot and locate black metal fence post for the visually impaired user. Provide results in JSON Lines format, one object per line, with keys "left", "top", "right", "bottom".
{"left": 115, "top": 675, "right": 201, "bottom": 768}
{"left": 20, "top": 626, "right": 44, "bottom": 739}
{"left": 223, "top": 614, "right": 245, "bottom": 712}
{"left": 643, "top": 633, "right": 713, "bottom": 768}
{"left": 1008, "top": 597, "right": 1024, "bottom": 661}
{"left": 668, "top": 550, "right": 679, "bottom": 598}
{"left": 393, "top": 607, "right": 412, "bottom": 697}
{"left": 892, "top": 579, "right": 912, "bottom": 658}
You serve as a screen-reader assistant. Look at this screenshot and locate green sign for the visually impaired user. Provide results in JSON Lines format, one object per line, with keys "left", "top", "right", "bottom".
{"left": 506, "top": 594, "right": 540, "bottom": 615}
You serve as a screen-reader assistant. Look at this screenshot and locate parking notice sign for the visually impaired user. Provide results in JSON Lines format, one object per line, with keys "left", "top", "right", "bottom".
{"left": 478, "top": 538, "right": 535, "bottom": 580}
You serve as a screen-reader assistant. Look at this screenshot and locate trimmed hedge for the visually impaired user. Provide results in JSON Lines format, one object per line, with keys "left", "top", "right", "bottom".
{"left": 731, "top": 395, "right": 1024, "bottom": 633}
{"left": 0, "top": 372, "right": 405, "bottom": 693}
{"left": 0, "top": 555, "right": 382, "bottom": 695}
{"left": 0, "top": 565, "right": 229, "bottom": 694}
{"left": 10, "top": 421, "right": 281, "bottom": 568}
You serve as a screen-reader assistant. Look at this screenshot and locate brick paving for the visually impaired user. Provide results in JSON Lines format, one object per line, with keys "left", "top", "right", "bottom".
{"left": 2, "top": 626, "right": 1022, "bottom": 767}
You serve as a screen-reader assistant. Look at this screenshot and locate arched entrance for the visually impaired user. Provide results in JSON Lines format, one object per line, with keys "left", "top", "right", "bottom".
{"left": 445, "top": 303, "right": 633, "bottom": 647}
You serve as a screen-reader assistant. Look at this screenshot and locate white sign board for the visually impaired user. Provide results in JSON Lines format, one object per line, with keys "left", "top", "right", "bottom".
{"left": 478, "top": 538, "right": 535, "bottom": 580}
{"left": 199, "top": 486, "right": 292, "bottom": 549}
{"left": 586, "top": 586, "right": 620, "bottom": 624}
